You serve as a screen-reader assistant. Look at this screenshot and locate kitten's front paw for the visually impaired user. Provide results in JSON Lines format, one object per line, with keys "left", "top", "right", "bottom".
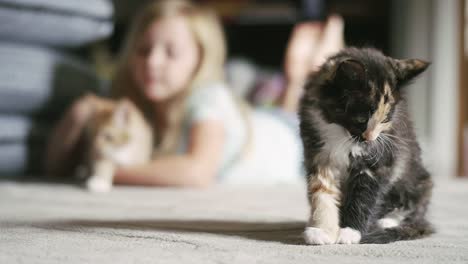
{"left": 336, "top": 227, "right": 361, "bottom": 244}
{"left": 303, "top": 227, "right": 334, "bottom": 245}
{"left": 86, "top": 177, "right": 112, "bottom": 193}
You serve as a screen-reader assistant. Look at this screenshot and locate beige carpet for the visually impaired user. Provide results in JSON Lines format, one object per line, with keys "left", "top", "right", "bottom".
{"left": 0, "top": 178, "right": 467, "bottom": 263}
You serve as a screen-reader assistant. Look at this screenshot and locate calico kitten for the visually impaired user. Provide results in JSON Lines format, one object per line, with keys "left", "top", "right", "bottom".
{"left": 299, "top": 47, "right": 433, "bottom": 244}
{"left": 80, "top": 98, "right": 153, "bottom": 192}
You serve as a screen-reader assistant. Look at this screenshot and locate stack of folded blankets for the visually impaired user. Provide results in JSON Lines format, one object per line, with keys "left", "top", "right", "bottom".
{"left": 0, "top": 0, "right": 114, "bottom": 177}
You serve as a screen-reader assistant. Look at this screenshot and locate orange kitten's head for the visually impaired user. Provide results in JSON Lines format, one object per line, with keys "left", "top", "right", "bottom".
{"left": 86, "top": 99, "right": 136, "bottom": 159}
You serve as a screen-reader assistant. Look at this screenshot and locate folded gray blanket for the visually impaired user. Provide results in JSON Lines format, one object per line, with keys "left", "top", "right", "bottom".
{"left": 0, "top": 115, "right": 50, "bottom": 175}
{"left": 0, "top": 0, "right": 113, "bottom": 19}
{"left": 0, "top": 0, "right": 113, "bottom": 47}
{"left": 0, "top": 42, "right": 105, "bottom": 117}
{"left": 0, "top": 142, "right": 44, "bottom": 175}
{"left": 0, "top": 115, "right": 50, "bottom": 143}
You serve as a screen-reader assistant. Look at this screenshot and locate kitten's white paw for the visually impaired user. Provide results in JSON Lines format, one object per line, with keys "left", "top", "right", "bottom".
{"left": 86, "top": 177, "right": 112, "bottom": 193}
{"left": 336, "top": 227, "right": 361, "bottom": 244}
{"left": 377, "top": 218, "right": 399, "bottom": 229}
{"left": 303, "top": 227, "right": 333, "bottom": 245}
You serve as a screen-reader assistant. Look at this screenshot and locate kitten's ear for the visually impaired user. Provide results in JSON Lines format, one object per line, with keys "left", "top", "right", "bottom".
{"left": 393, "top": 59, "right": 430, "bottom": 84}
{"left": 334, "top": 59, "right": 366, "bottom": 88}
{"left": 113, "top": 99, "right": 132, "bottom": 127}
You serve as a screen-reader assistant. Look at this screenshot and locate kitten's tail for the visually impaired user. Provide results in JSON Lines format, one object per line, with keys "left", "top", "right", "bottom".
{"left": 360, "top": 219, "right": 434, "bottom": 244}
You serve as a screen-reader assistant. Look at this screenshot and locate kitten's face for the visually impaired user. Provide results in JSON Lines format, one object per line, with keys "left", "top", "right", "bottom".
{"left": 316, "top": 48, "right": 429, "bottom": 142}
{"left": 94, "top": 119, "right": 130, "bottom": 154}
{"left": 88, "top": 100, "right": 134, "bottom": 157}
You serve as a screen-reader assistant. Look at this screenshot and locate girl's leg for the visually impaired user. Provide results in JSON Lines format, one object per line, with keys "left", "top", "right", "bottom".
{"left": 281, "top": 22, "right": 322, "bottom": 113}
{"left": 280, "top": 15, "right": 345, "bottom": 113}
{"left": 311, "top": 15, "right": 345, "bottom": 70}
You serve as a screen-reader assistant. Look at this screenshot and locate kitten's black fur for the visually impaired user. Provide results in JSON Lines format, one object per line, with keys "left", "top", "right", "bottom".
{"left": 299, "top": 47, "right": 433, "bottom": 244}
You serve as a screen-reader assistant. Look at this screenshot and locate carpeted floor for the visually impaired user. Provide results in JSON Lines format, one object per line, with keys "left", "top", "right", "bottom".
{"left": 0, "top": 177, "right": 467, "bottom": 263}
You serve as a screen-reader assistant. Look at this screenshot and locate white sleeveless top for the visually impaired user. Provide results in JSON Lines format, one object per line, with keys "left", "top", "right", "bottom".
{"left": 179, "top": 82, "right": 304, "bottom": 184}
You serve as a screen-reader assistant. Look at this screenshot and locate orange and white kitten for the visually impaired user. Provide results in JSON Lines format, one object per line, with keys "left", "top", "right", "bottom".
{"left": 80, "top": 98, "right": 153, "bottom": 192}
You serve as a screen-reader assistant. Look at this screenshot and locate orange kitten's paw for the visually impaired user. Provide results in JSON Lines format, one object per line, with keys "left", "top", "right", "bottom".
{"left": 303, "top": 227, "right": 334, "bottom": 245}
{"left": 86, "top": 177, "right": 112, "bottom": 193}
{"left": 336, "top": 227, "right": 361, "bottom": 244}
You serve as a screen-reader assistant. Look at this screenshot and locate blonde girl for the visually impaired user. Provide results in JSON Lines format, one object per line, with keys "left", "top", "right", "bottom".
{"left": 46, "top": 0, "right": 342, "bottom": 187}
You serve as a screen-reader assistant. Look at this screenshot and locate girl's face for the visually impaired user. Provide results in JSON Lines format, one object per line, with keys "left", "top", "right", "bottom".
{"left": 130, "top": 16, "right": 200, "bottom": 102}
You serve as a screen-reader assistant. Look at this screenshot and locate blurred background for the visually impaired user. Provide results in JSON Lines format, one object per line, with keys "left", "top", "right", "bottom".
{"left": 0, "top": 0, "right": 466, "bottom": 179}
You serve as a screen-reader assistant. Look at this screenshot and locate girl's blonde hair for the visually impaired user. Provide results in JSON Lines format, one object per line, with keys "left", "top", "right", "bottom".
{"left": 111, "top": 0, "right": 233, "bottom": 153}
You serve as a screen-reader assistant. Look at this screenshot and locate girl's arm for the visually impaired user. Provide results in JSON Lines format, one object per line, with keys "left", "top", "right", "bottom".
{"left": 45, "top": 94, "right": 97, "bottom": 176}
{"left": 113, "top": 120, "right": 225, "bottom": 188}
